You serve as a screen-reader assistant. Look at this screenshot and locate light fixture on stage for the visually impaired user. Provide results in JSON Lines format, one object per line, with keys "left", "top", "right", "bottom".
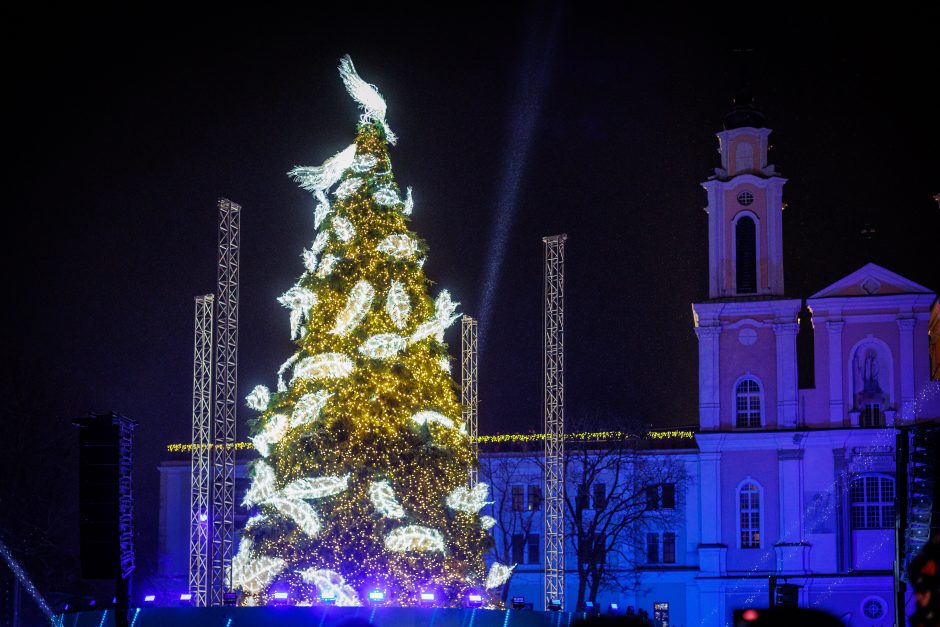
{"left": 88, "top": 600, "right": 97, "bottom": 608}
{"left": 510, "top": 596, "right": 526, "bottom": 610}
{"left": 223, "top": 592, "right": 238, "bottom": 606}
{"left": 143, "top": 595, "right": 156, "bottom": 606}
{"left": 367, "top": 590, "right": 385, "bottom": 603}
{"left": 419, "top": 591, "right": 436, "bottom": 605}
{"left": 320, "top": 591, "right": 337, "bottom": 604}
{"left": 179, "top": 593, "right": 192, "bottom": 606}
{"left": 547, "top": 598, "right": 562, "bottom": 611}
{"left": 273, "top": 591, "right": 289, "bottom": 606}
{"left": 467, "top": 593, "right": 483, "bottom": 608}
{"left": 584, "top": 601, "right": 599, "bottom": 615}
{"left": 607, "top": 603, "right": 621, "bottom": 615}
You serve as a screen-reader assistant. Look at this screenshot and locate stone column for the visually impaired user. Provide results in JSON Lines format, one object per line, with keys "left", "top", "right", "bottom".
{"left": 775, "top": 447, "right": 811, "bottom": 574}
{"left": 897, "top": 318, "right": 916, "bottom": 422}
{"left": 826, "top": 320, "right": 845, "bottom": 426}
{"left": 695, "top": 325, "right": 722, "bottom": 430}
{"left": 774, "top": 322, "right": 800, "bottom": 428}
{"left": 697, "top": 450, "right": 727, "bottom": 575}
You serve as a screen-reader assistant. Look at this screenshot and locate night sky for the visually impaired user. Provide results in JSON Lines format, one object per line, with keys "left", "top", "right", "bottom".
{"left": 3, "top": 4, "right": 937, "bottom": 604}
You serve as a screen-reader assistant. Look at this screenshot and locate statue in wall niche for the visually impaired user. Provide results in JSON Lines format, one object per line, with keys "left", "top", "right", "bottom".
{"left": 860, "top": 349, "right": 881, "bottom": 393}
{"left": 853, "top": 347, "right": 885, "bottom": 409}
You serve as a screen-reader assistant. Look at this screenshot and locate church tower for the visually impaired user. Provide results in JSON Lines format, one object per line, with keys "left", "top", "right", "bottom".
{"left": 692, "top": 94, "right": 802, "bottom": 431}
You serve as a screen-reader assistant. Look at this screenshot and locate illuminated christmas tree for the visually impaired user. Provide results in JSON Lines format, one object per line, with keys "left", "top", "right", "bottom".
{"left": 231, "top": 56, "right": 508, "bottom": 607}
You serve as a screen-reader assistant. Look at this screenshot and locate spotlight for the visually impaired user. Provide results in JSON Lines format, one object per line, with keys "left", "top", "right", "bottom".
{"left": 547, "top": 598, "right": 562, "bottom": 611}
{"left": 199, "top": 513, "right": 208, "bottom": 522}
{"left": 510, "top": 596, "right": 526, "bottom": 610}
{"left": 419, "top": 591, "right": 436, "bottom": 605}
{"left": 143, "top": 595, "right": 156, "bottom": 606}
{"left": 467, "top": 593, "right": 483, "bottom": 608}
{"left": 367, "top": 590, "right": 386, "bottom": 603}
{"left": 320, "top": 591, "right": 337, "bottom": 604}
{"left": 584, "top": 601, "right": 599, "bottom": 615}
{"left": 273, "top": 591, "right": 289, "bottom": 606}
{"left": 88, "top": 600, "right": 97, "bottom": 608}
{"left": 179, "top": 593, "right": 192, "bottom": 606}
{"left": 607, "top": 603, "right": 621, "bottom": 616}
{"left": 223, "top": 592, "right": 238, "bottom": 606}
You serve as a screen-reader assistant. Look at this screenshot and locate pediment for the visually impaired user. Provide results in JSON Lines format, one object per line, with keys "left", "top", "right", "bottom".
{"left": 810, "top": 263, "right": 932, "bottom": 298}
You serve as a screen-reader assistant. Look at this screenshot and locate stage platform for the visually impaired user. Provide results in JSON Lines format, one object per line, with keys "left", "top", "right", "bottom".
{"left": 56, "top": 606, "right": 589, "bottom": 627}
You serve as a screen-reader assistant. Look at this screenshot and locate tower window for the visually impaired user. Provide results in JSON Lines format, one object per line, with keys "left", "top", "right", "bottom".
{"left": 735, "top": 216, "right": 757, "bottom": 294}
{"left": 735, "top": 378, "right": 762, "bottom": 428}
{"left": 735, "top": 141, "right": 755, "bottom": 171}
{"left": 737, "top": 190, "right": 754, "bottom": 206}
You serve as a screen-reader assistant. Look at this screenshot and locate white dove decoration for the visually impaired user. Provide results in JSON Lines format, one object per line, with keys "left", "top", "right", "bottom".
{"left": 338, "top": 54, "right": 397, "bottom": 144}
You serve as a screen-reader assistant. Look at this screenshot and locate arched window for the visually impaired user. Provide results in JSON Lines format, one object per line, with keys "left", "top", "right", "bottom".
{"left": 735, "top": 216, "right": 757, "bottom": 294}
{"left": 735, "top": 141, "right": 755, "bottom": 171}
{"left": 735, "top": 378, "right": 761, "bottom": 428}
{"left": 850, "top": 475, "right": 895, "bottom": 529}
{"left": 738, "top": 481, "right": 761, "bottom": 548}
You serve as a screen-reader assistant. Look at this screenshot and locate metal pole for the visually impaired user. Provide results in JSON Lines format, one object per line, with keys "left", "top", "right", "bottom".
{"left": 189, "top": 295, "right": 214, "bottom": 606}
{"left": 462, "top": 316, "right": 479, "bottom": 487}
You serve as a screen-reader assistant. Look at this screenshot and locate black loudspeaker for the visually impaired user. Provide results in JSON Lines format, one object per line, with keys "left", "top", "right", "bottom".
{"left": 74, "top": 412, "right": 136, "bottom": 580}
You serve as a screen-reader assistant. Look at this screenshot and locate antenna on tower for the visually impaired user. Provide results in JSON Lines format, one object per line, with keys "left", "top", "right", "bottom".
{"left": 210, "top": 198, "right": 241, "bottom": 605}
{"left": 542, "top": 234, "right": 566, "bottom": 611}
{"left": 461, "top": 315, "right": 479, "bottom": 487}
{"left": 188, "top": 294, "right": 213, "bottom": 607}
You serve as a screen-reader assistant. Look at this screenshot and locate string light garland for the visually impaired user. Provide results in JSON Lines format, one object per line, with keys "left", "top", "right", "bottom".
{"left": 373, "top": 185, "right": 401, "bottom": 206}
{"left": 314, "top": 190, "right": 332, "bottom": 229}
{"left": 246, "top": 385, "right": 270, "bottom": 412}
{"left": 410, "top": 410, "right": 456, "bottom": 430}
{"left": 446, "top": 483, "right": 490, "bottom": 513}
{"left": 266, "top": 495, "right": 322, "bottom": 537}
{"left": 351, "top": 153, "right": 378, "bottom": 173}
{"left": 330, "top": 281, "right": 375, "bottom": 336}
{"left": 358, "top": 333, "right": 407, "bottom": 359}
{"left": 292, "top": 353, "right": 355, "bottom": 382}
{"left": 484, "top": 563, "right": 514, "bottom": 590}
{"left": 385, "top": 281, "right": 411, "bottom": 329}
{"left": 280, "top": 474, "right": 350, "bottom": 500}
{"left": 334, "top": 177, "right": 364, "bottom": 200}
{"left": 278, "top": 286, "right": 318, "bottom": 339}
{"left": 368, "top": 480, "right": 407, "bottom": 519}
{"left": 292, "top": 390, "right": 332, "bottom": 427}
{"left": 376, "top": 234, "right": 418, "bottom": 259}
{"left": 384, "top": 525, "right": 446, "bottom": 553}
{"left": 332, "top": 216, "right": 356, "bottom": 242}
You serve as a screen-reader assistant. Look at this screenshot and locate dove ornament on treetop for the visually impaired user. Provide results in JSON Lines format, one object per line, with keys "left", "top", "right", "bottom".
{"left": 230, "top": 56, "right": 505, "bottom": 608}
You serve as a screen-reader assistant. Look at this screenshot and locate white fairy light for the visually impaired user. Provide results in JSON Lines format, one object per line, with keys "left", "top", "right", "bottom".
{"left": 300, "top": 568, "right": 361, "bottom": 607}
{"left": 330, "top": 281, "right": 374, "bottom": 335}
{"left": 484, "top": 562, "right": 515, "bottom": 590}
{"left": 314, "top": 190, "right": 331, "bottom": 229}
{"left": 411, "top": 410, "right": 456, "bottom": 430}
{"left": 385, "top": 281, "right": 410, "bottom": 329}
{"left": 402, "top": 186, "right": 414, "bottom": 215}
{"left": 480, "top": 515, "right": 496, "bottom": 530}
{"left": 316, "top": 254, "right": 339, "bottom": 278}
{"left": 338, "top": 55, "right": 396, "bottom": 144}
{"left": 351, "top": 153, "right": 378, "bottom": 173}
{"left": 278, "top": 286, "right": 318, "bottom": 340}
{"left": 368, "top": 480, "right": 406, "bottom": 519}
{"left": 302, "top": 249, "right": 318, "bottom": 274}
{"left": 384, "top": 525, "right": 446, "bottom": 553}
{"left": 276, "top": 353, "right": 300, "bottom": 393}
{"left": 250, "top": 413, "right": 289, "bottom": 458}
{"left": 332, "top": 216, "right": 355, "bottom": 242}
{"left": 373, "top": 185, "right": 400, "bottom": 206}
{"left": 334, "top": 177, "right": 363, "bottom": 200}
{"left": 267, "top": 495, "right": 322, "bottom": 537}
{"left": 311, "top": 230, "right": 330, "bottom": 255}
{"left": 245, "top": 385, "right": 270, "bottom": 412}
{"left": 292, "top": 353, "right": 355, "bottom": 382}
{"left": 409, "top": 319, "right": 442, "bottom": 344}
{"left": 439, "top": 356, "right": 451, "bottom": 373}
{"left": 242, "top": 461, "right": 276, "bottom": 507}
{"left": 289, "top": 143, "right": 357, "bottom": 192}
{"left": 358, "top": 333, "right": 407, "bottom": 359}
{"left": 245, "top": 514, "right": 265, "bottom": 530}
{"left": 280, "top": 474, "right": 350, "bottom": 500}
{"left": 446, "top": 483, "right": 490, "bottom": 513}
{"left": 291, "top": 390, "right": 332, "bottom": 427}
{"left": 417, "top": 257, "right": 426, "bottom": 268}
{"left": 232, "top": 536, "right": 287, "bottom": 595}
{"left": 434, "top": 290, "right": 460, "bottom": 329}
{"left": 376, "top": 234, "right": 418, "bottom": 259}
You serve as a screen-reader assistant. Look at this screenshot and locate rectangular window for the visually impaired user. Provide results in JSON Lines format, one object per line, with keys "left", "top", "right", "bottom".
{"left": 511, "top": 485, "right": 524, "bottom": 512}
{"left": 511, "top": 534, "right": 524, "bottom": 564}
{"left": 646, "top": 532, "right": 659, "bottom": 564}
{"left": 577, "top": 484, "right": 590, "bottom": 510}
{"left": 861, "top": 403, "right": 883, "bottom": 427}
{"left": 527, "top": 534, "right": 540, "bottom": 564}
{"left": 593, "top": 483, "right": 607, "bottom": 510}
{"left": 527, "top": 485, "right": 542, "bottom": 511}
{"left": 661, "top": 483, "right": 676, "bottom": 509}
{"left": 662, "top": 532, "right": 676, "bottom": 564}
{"left": 646, "top": 485, "right": 660, "bottom": 510}
{"left": 653, "top": 602, "right": 669, "bottom": 627}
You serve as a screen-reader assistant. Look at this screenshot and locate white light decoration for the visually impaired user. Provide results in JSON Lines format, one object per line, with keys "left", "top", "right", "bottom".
{"left": 484, "top": 562, "right": 515, "bottom": 590}
{"left": 268, "top": 495, "right": 322, "bottom": 537}
{"left": 480, "top": 516, "right": 496, "bottom": 530}
{"left": 376, "top": 234, "right": 418, "bottom": 259}
{"left": 276, "top": 353, "right": 300, "bottom": 392}
{"left": 289, "top": 143, "right": 357, "bottom": 192}
{"left": 351, "top": 153, "right": 378, "bottom": 173}
{"left": 232, "top": 537, "right": 287, "bottom": 595}
{"left": 358, "top": 333, "right": 407, "bottom": 359}
{"left": 384, "top": 525, "right": 446, "bottom": 553}
{"left": 245, "top": 385, "right": 270, "bottom": 411}
{"left": 292, "top": 353, "right": 355, "bottom": 382}
{"left": 250, "top": 413, "right": 289, "bottom": 458}
{"left": 316, "top": 254, "right": 339, "bottom": 278}
{"left": 311, "top": 230, "right": 330, "bottom": 255}
{"left": 373, "top": 185, "right": 400, "bottom": 206}
{"left": 385, "top": 281, "right": 410, "bottom": 329}
{"left": 368, "top": 480, "right": 406, "bottom": 519}
{"left": 439, "top": 356, "right": 451, "bottom": 373}
{"left": 292, "top": 390, "right": 332, "bottom": 427}
{"left": 411, "top": 410, "right": 455, "bottom": 430}
{"left": 402, "top": 186, "right": 414, "bottom": 215}
{"left": 242, "top": 462, "right": 276, "bottom": 507}
{"left": 410, "top": 290, "right": 460, "bottom": 344}
{"left": 278, "top": 286, "right": 318, "bottom": 340}
{"left": 417, "top": 257, "right": 426, "bottom": 268}
{"left": 409, "top": 319, "right": 442, "bottom": 344}
{"left": 338, "top": 55, "right": 397, "bottom": 144}
{"left": 314, "top": 190, "right": 331, "bottom": 229}
{"left": 332, "top": 216, "right": 355, "bottom": 242}
{"left": 334, "top": 177, "right": 363, "bottom": 200}
{"left": 330, "top": 281, "right": 374, "bottom": 335}
{"left": 245, "top": 514, "right": 266, "bottom": 530}
{"left": 446, "top": 483, "right": 491, "bottom": 513}
{"left": 300, "top": 568, "right": 361, "bottom": 607}
{"left": 281, "top": 474, "right": 350, "bottom": 500}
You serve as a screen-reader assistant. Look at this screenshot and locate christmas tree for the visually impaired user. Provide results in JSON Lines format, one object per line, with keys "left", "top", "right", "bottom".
{"left": 231, "top": 56, "right": 510, "bottom": 607}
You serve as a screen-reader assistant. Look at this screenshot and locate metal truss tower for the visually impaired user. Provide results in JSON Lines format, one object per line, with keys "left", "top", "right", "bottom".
{"left": 542, "top": 234, "right": 566, "bottom": 611}
{"left": 461, "top": 316, "right": 479, "bottom": 487}
{"left": 211, "top": 198, "right": 241, "bottom": 605}
{"left": 189, "top": 294, "right": 214, "bottom": 607}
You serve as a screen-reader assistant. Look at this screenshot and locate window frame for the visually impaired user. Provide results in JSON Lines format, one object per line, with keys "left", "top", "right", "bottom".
{"left": 850, "top": 474, "right": 895, "bottom": 530}
{"left": 737, "top": 478, "right": 763, "bottom": 549}
{"left": 732, "top": 210, "right": 760, "bottom": 295}
{"left": 733, "top": 375, "right": 764, "bottom": 429}
{"left": 510, "top": 484, "right": 524, "bottom": 512}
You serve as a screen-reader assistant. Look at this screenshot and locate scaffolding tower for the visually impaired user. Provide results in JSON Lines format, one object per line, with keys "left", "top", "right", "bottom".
{"left": 211, "top": 198, "right": 241, "bottom": 605}
{"left": 461, "top": 316, "right": 479, "bottom": 486}
{"left": 189, "top": 294, "right": 214, "bottom": 607}
{"left": 542, "top": 234, "right": 566, "bottom": 611}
